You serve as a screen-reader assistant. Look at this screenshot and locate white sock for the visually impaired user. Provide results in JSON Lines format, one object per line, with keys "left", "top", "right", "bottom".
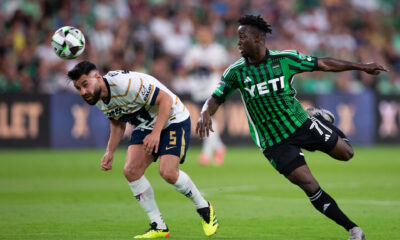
{"left": 173, "top": 170, "right": 208, "bottom": 209}
{"left": 203, "top": 137, "right": 213, "bottom": 157}
{"left": 211, "top": 119, "right": 224, "bottom": 150}
{"left": 202, "top": 119, "right": 224, "bottom": 157}
{"left": 128, "top": 175, "right": 167, "bottom": 229}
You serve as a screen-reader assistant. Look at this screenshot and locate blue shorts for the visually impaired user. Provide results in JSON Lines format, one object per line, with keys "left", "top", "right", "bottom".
{"left": 129, "top": 117, "right": 191, "bottom": 163}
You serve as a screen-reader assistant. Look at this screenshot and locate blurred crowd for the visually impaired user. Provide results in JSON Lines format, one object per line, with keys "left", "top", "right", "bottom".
{"left": 0, "top": 0, "right": 399, "bottom": 96}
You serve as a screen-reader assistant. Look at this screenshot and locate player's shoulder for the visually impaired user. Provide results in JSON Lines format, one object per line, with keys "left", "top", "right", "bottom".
{"left": 103, "top": 70, "right": 135, "bottom": 96}
{"left": 104, "top": 70, "right": 160, "bottom": 88}
{"left": 104, "top": 70, "right": 131, "bottom": 81}
{"left": 222, "top": 57, "right": 246, "bottom": 79}
{"left": 269, "top": 49, "right": 314, "bottom": 62}
{"left": 105, "top": 70, "right": 151, "bottom": 83}
{"left": 269, "top": 49, "right": 300, "bottom": 57}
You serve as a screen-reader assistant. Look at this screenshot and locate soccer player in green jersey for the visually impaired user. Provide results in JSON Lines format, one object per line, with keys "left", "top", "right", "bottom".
{"left": 196, "top": 15, "right": 388, "bottom": 240}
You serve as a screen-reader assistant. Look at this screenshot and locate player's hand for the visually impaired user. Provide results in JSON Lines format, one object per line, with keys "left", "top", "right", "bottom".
{"left": 362, "top": 62, "right": 389, "bottom": 75}
{"left": 101, "top": 151, "right": 114, "bottom": 171}
{"left": 143, "top": 130, "right": 161, "bottom": 155}
{"left": 196, "top": 110, "right": 214, "bottom": 139}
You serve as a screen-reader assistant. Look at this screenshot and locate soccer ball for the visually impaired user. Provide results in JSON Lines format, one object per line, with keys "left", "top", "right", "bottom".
{"left": 51, "top": 26, "right": 85, "bottom": 59}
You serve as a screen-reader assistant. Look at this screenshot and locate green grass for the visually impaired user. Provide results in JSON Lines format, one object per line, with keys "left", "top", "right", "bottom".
{"left": 1, "top": 146, "right": 400, "bottom": 239}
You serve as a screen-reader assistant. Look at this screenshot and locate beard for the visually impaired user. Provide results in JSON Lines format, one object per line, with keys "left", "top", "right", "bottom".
{"left": 83, "top": 86, "right": 101, "bottom": 105}
{"left": 239, "top": 48, "right": 249, "bottom": 58}
{"left": 240, "top": 51, "right": 249, "bottom": 58}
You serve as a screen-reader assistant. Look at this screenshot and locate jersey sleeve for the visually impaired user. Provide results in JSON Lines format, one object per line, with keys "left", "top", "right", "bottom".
{"left": 212, "top": 68, "right": 237, "bottom": 104}
{"left": 106, "top": 70, "right": 160, "bottom": 107}
{"left": 131, "top": 76, "right": 160, "bottom": 106}
{"left": 286, "top": 51, "right": 318, "bottom": 75}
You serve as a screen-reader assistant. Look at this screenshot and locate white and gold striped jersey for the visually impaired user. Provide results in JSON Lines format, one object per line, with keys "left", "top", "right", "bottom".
{"left": 96, "top": 70, "right": 189, "bottom": 130}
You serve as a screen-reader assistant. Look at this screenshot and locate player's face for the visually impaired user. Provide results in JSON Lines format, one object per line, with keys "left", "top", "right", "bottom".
{"left": 237, "top": 25, "right": 258, "bottom": 58}
{"left": 73, "top": 72, "right": 101, "bottom": 105}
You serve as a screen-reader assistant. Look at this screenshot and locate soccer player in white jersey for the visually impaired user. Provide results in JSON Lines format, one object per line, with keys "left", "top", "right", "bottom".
{"left": 67, "top": 61, "right": 218, "bottom": 238}
{"left": 183, "top": 25, "right": 229, "bottom": 166}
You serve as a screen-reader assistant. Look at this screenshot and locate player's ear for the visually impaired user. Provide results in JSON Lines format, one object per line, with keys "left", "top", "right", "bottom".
{"left": 250, "top": 28, "right": 261, "bottom": 44}
{"left": 94, "top": 71, "right": 102, "bottom": 80}
{"left": 253, "top": 33, "right": 261, "bottom": 44}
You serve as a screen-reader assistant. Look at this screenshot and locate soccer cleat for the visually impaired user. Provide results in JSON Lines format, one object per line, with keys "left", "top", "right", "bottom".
{"left": 306, "top": 107, "right": 335, "bottom": 124}
{"left": 214, "top": 146, "right": 226, "bottom": 166}
{"left": 134, "top": 222, "right": 170, "bottom": 239}
{"left": 348, "top": 226, "right": 366, "bottom": 240}
{"left": 199, "top": 154, "right": 211, "bottom": 166}
{"left": 197, "top": 201, "right": 219, "bottom": 237}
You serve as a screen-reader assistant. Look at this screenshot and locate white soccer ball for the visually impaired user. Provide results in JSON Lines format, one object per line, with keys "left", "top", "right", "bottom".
{"left": 51, "top": 26, "right": 85, "bottom": 59}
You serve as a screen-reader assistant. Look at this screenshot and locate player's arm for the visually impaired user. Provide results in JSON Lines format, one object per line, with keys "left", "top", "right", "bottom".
{"left": 317, "top": 57, "right": 388, "bottom": 75}
{"left": 101, "top": 119, "right": 126, "bottom": 171}
{"left": 143, "top": 89, "right": 173, "bottom": 154}
{"left": 196, "top": 96, "right": 222, "bottom": 139}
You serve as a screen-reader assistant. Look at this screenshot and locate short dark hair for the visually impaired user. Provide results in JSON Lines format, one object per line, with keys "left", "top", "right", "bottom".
{"left": 67, "top": 61, "right": 97, "bottom": 81}
{"left": 238, "top": 15, "right": 272, "bottom": 34}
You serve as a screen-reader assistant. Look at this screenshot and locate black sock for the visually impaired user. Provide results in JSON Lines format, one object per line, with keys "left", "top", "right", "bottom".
{"left": 308, "top": 188, "right": 357, "bottom": 231}
{"left": 314, "top": 115, "right": 351, "bottom": 146}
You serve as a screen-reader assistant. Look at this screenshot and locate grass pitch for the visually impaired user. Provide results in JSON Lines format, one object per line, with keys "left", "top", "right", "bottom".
{"left": 1, "top": 146, "right": 399, "bottom": 239}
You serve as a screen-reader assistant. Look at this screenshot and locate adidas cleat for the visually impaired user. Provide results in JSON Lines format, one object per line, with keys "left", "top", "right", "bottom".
{"left": 134, "top": 222, "right": 170, "bottom": 239}
{"left": 306, "top": 107, "right": 335, "bottom": 124}
{"left": 197, "top": 201, "right": 219, "bottom": 237}
{"left": 348, "top": 226, "right": 366, "bottom": 240}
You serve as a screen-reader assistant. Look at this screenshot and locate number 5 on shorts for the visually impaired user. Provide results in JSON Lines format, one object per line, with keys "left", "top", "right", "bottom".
{"left": 169, "top": 131, "right": 176, "bottom": 145}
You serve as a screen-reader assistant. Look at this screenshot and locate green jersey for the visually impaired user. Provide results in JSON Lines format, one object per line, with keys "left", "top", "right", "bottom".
{"left": 212, "top": 49, "right": 318, "bottom": 149}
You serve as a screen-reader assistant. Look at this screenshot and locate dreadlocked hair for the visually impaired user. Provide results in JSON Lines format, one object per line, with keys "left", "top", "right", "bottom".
{"left": 238, "top": 15, "right": 272, "bottom": 34}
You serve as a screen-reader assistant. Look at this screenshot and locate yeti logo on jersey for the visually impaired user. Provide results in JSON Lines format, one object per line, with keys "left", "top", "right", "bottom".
{"left": 244, "top": 76, "right": 284, "bottom": 97}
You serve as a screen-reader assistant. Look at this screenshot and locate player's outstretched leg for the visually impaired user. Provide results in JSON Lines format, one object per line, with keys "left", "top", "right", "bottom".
{"left": 306, "top": 107, "right": 354, "bottom": 161}
{"left": 286, "top": 165, "right": 366, "bottom": 240}
{"left": 124, "top": 145, "right": 169, "bottom": 238}
{"left": 159, "top": 155, "right": 219, "bottom": 237}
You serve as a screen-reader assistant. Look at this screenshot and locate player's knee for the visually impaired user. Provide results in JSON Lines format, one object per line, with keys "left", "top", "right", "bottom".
{"left": 343, "top": 147, "right": 354, "bottom": 161}
{"left": 159, "top": 168, "right": 178, "bottom": 184}
{"left": 289, "top": 178, "right": 319, "bottom": 195}
{"left": 287, "top": 170, "right": 320, "bottom": 195}
{"left": 339, "top": 145, "right": 354, "bottom": 161}
{"left": 330, "top": 139, "right": 354, "bottom": 161}
{"left": 123, "top": 164, "right": 141, "bottom": 181}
